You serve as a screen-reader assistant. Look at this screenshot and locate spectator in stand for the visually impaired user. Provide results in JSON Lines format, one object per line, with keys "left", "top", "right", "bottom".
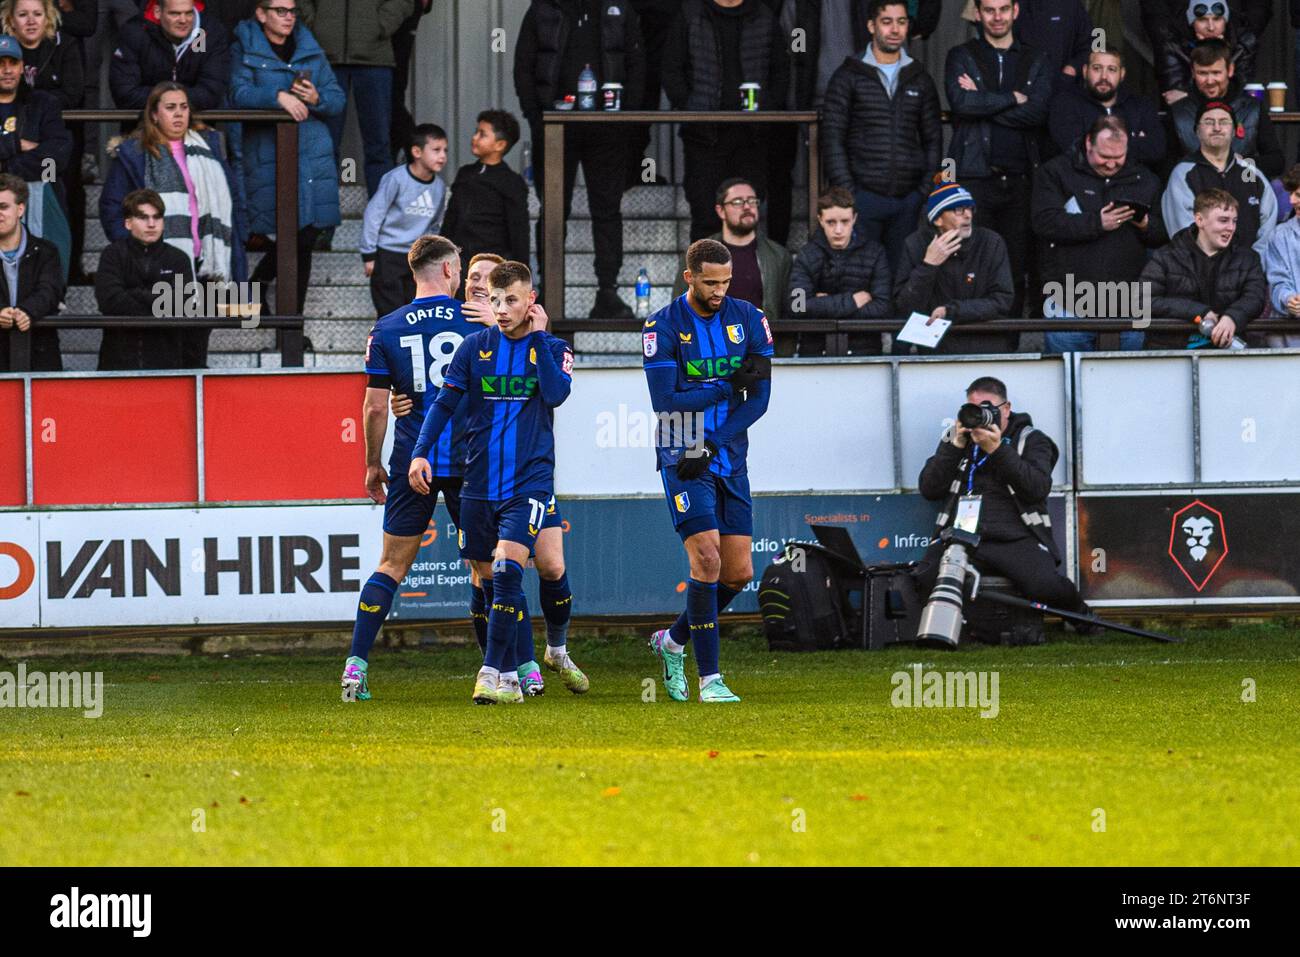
{"left": 360, "top": 122, "right": 449, "bottom": 317}
{"left": 1141, "top": 187, "right": 1265, "bottom": 349}
{"left": 95, "top": 187, "right": 196, "bottom": 370}
{"left": 230, "top": 0, "right": 344, "bottom": 317}
{"left": 4, "top": 1, "right": 83, "bottom": 277}
{"left": 1157, "top": 1, "right": 1256, "bottom": 104}
{"left": 299, "top": 0, "right": 414, "bottom": 198}
{"left": 945, "top": 0, "right": 1051, "bottom": 317}
{"left": 1164, "top": 41, "right": 1281, "bottom": 178}
{"left": 514, "top": 0, "right": 645, "bottom": 319}
{"left": 1032, "top": 115, "right": 1165, "bottom": 354}
{"left": 626, "top": 1, "right": 683, "bottom": 188}
{"left": 1142, "top": 0, "right": 1269, "bottom": 52}
{"left": 778, "top": 0, "right": 940, "bottom": 244}
{"left": 821, "top": 0, "right": 940, "bottom": 271}
{"left": 0, "top": 174, "right": 64, "bottom": 370}
{"left": 0, "top": 30, "right": 69, "bottom": 172}
{"left": 52, "top": 0, "right": 94, "bottom": 34}
{"left": 100, "top": 81, "right": 247, "bottom": 366}
{"left": 1013, "top": 0, "right": 1092, "bottom": 87}
{"left": 1048, "top": 47, "right": 1165, "bottom": 169}
{"left": 788, "top": 186, "right": 891, "bottom": 355}
{"left": 662, "top": 0, "right": 789, "bottom": 242}
{"left": 388, "top": 0, "right": 431, "bottom": 164}
{"left": 894, "top": 180, "right": 1017, "bottom": 354}
{"left": 441, "top": 110, "right": 530, "bottom": 282}
{"left": 1163, "top": 99, "right": 1275, "bottom": 260}
{"left": 110, "top": 0, "right": 231, "bottom": 112}
{"left": 672, "top": 177, "right": 793, "bottom": 350}
{"left": 5, "top": 0, "right": 83, "bottom": 109}
{"left": 1261, "top": 164, "right": 1300, "bottom": 348}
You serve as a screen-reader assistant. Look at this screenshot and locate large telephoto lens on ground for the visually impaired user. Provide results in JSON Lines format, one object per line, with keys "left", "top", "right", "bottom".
{"left": 916, "top": 543, "right": 971, "bottom": 648}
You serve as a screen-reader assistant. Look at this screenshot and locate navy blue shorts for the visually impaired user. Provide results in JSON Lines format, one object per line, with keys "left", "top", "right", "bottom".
{"left": 383, "top": 470, "right": 462, "bottom": 538}
{"left": 459, "top": 492, "right": 554, "bottom": 562}
{"left": 660, "top": 466, "right": 753, "bottom": 540}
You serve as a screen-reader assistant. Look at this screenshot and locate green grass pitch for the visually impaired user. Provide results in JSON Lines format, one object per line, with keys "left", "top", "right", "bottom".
{"left": 4, "top": 625, "right": 1299, "bottom": 866}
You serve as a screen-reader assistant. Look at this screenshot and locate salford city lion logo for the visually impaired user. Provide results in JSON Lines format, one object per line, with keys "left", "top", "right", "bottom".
{"left": 1167, "top": 500, "right": 1228, "bottom": 592}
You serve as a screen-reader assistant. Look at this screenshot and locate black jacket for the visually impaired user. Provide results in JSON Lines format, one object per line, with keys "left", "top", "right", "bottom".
{"left": 662, "top": 0, "right": 789, "bottom": 144}
{"left": 918, "top": 410, "right": 1059, "bottom": 552}
{"left": 1014, "top": 0, "right": 1092, "bottom": 76}
{"left": 1166, "top": 81, "right": 1283, "bottom": 178}
{"left": 58, "top": 0, "right": 99, "bottom": 38}
{"left": 893, "top": 224, "right": 1016, "bottom": 354}
{"left": 441, "top": 161, "right": 531, "bottom": 271}
{"left": 1047, "top": 79, "right": 1166, "bottom": 169}
{"left": 783, "top": 0, "right": 941, "bottom": 109}
{"left": 944, "top": 36, "right": 1052, "bottom": 179}
{"left": 21, "top": 34, "right": 84, "bottom": 110}
{"left": 1142, "top": 0, "right": 1271, "bottom": 48}
{"left": 110, "top": 14, "right": 232, "bottom": 112}
{"left": 788, "top": 228, "right": 892, "bottom": 317}
{"left": 514, "top": 0, "right": 646, "bottom": 123}
{"left": 822, "top": 51, "right": 941, "bottom": 197}
{"left": 95, "top": 235, "right": 196, "bottom": 370}
{"left": 0, "top": 85, "right": 73, "bottom": 180}
{"left": 1157, "top": 19, "right": 1257, "bottom": 95}
{"left": 1031, "top": 146, "right": 1166, "bottom": 304}
{"left": 0, "top": 231, "right": 66, "bottom": 372}
{"left": 1140, "top": 225, "right": 1267, "bottom": 349}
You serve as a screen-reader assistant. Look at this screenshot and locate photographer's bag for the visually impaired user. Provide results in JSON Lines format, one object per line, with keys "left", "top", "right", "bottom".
{"left": 760, "top": 542, "right": 861, "bottom": 651}
{"left": 863, "top": 562, "right": 923, "bottom": 649}
{"left": 964, "top": 575, "right": 1045, "bottom": 645}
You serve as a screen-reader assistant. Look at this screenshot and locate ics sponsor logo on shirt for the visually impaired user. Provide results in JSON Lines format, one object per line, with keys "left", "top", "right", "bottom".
{"left": 684, "top": 355, "right": 742, "bottom": 380}
{"left": 480, "top": 374, "right": 538, "bottom": 398}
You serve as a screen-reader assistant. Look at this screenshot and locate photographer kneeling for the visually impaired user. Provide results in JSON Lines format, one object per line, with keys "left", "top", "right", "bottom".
{"left": 916, "top": 376, "right": 1094, "bottom": 630}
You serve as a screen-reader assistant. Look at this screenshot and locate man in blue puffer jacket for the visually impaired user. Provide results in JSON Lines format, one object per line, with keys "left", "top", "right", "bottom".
{"left": 230, "top": 0, "right": 344, "bottom": 316}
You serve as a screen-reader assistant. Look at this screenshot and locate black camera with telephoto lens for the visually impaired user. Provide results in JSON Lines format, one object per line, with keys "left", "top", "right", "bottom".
{"left": 957, "top": 401, "right": 1000, "bottom": 430}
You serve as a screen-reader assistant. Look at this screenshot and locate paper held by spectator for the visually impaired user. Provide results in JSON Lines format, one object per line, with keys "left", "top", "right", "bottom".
{"left": 897, "top": 311, "right": 951, "bottom": 349}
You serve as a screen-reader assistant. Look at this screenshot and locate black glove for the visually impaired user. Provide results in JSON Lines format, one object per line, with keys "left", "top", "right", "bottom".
{"left": 675, "top": 439, "right": 718, "bottom": 480}
{"left": 730, "top": 353, "right": 771, "bottom": 392}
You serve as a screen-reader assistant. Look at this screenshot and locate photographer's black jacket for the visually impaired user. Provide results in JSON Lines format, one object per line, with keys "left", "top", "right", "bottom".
{"left": 918, "top": 411, "right": 1059, "bottom": 558}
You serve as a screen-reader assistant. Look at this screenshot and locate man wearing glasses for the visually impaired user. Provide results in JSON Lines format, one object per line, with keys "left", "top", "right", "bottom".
{"left": 1162, "top": 99, "right": 1276, "bottom": 259}
{"left": 674, "top": 177, "right": 792, "bottom": 352}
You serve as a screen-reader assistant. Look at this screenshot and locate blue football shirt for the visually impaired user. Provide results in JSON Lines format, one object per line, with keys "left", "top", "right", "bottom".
{"left": 364, "top": 294, "right": 481, "bottom": 476}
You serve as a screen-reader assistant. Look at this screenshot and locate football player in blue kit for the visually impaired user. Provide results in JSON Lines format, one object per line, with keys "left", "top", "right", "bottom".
{"left": 389, "top": 253, "right": 579, "bottom": 697}
{"left": 643, "top": 239, "right": 774, "bottom": 703}
{"left": 409, "top": 261, "right": 583, "bottom": 704}
{"left": 342, "top": 235, "right": 485, "bottom": 702}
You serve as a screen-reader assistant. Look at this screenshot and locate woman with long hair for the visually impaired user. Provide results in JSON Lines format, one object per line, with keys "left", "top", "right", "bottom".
{"left": 100, "top": 81, "right": 248, "bottom": 366}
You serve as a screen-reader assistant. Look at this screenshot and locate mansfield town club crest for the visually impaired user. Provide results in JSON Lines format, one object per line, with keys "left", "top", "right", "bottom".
{"left": 1168, "top": 500, "right": 1228, "bottom": 592}
{"left": 726, "top": 323, "right": 745, "bottom": 344}
{"left": 643, "top": 331, "right": 656, "bottom": 357}
{"left": 674, "top": 491, "right": 690, "bottom": 513}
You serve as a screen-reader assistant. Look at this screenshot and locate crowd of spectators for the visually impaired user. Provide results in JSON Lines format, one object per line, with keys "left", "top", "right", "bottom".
{"left": 6, "top": 0, "right": 1300, "bottom": 371}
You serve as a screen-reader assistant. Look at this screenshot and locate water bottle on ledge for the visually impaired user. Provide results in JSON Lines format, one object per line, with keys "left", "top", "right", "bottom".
{"left": 635, "top": 268, "right": 651, "bottom": 319}
{"left": 578, "top": 64, "right": 597, "bottom": 111}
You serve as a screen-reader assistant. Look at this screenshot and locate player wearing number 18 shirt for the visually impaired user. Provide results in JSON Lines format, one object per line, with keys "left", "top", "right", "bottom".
{"left": 342, "top": 235, "right": 483, "bottom": 702}
{"left": 409, "top": 260, "right": 584, "bottom": 705}
{"left": 644, "top": 239, "right": 774, "bottom": 703}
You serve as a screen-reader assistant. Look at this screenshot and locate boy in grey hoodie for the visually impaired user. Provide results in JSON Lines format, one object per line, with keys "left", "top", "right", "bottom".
{"left": 361, "top": 123, "right": 449, "bottom": 317}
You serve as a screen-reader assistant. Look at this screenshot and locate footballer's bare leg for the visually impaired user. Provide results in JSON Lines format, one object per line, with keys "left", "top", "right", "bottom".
{"left": 534, "top": 526, "right": 587, "bottom": 692}
{"left": 343, "top": 533, "right": 422, "bottom": 701}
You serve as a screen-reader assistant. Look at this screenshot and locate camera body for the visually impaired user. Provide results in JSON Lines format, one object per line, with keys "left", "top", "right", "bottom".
{"left": 957, "top": 401, "right": 1000, "bottom": 431}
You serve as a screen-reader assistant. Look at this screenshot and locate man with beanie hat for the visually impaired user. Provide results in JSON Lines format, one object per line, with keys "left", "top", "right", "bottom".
{"left": 1163, "top": 98, "right": 1276, "bottom": 259}
{"left": 893, "top": 180, "right": 1017, "bottom": 354}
